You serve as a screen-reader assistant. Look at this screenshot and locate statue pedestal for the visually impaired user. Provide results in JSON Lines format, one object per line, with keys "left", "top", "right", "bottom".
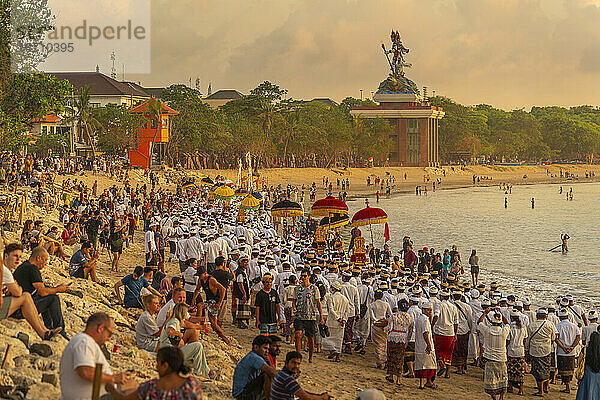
{"left": 351, "top": 93, "right": 444, "bottom": 167}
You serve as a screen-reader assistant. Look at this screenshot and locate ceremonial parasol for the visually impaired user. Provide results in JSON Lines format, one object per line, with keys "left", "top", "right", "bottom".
{"left": 181, "top": 181, "right": 197, "bottom": 190}
{"left": 239, "top": 195, "right": 261, "bottom": 210}
{"left": 200, "top": 177, "right": 214, "bottom": 185}
{"left": 351, "top": 200, "right": 389, "bottom": 244}
{"left": 319, "top": 214, "right": 349, "bottom": 230}
{"left": 213, "top": 185, "right": 235, "bottom": 200}
{"left": 310, "top": 195, "right": 348, "bottom": 216}
{"left": 271, "top": 199, "right": 304, "bottom": 218}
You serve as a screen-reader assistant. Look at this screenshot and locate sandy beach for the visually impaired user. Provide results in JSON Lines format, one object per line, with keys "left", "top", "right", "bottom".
{"left": 1, "top": 164, "right": 593, "bottom": 399}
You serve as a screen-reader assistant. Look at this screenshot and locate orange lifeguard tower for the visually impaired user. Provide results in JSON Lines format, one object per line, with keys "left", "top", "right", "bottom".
{"left": 128, "top": 99, "right": 179, "bottom": 168}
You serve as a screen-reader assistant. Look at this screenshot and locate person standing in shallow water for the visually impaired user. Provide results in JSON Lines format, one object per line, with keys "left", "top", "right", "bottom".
{"left": 562, "top": 234, "right": 569, "bottom": 253}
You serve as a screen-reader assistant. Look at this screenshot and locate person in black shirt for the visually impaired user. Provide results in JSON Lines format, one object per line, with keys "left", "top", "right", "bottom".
{"left": 192, "top": 265, "right": 230, "bottom": 344}
{"left": 13, "top": 247, "right": 69, "bottom": 338}
{"left": 255, "top": 274, "right": 280, "bottom": 336}
{"left": 211, "top": 256, "right": 234, "bottom": 328}
{"left": 85, "top": 210, "right": 102, "bottom": 250}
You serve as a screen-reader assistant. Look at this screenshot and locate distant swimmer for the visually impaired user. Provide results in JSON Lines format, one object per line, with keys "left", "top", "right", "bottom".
{"left": 504, "top": 197, "right": 507, "bottom": 208}
{"left": 562, "top": 233, "right": 570, "bottom": 253}
{"left": 559, "top": 186, "right": 563, "bottom": 194}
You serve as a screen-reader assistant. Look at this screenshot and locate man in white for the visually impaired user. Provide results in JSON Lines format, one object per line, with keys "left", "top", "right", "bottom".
{"left": 144, "top": 223, "right": 158, "bottom": 265}
{"left": 452, "top": 291, "right": 473, "bottom": 374}
{"left": 185, "top": 228, "right": 205, "bottom": 264}
{"left": 582, "top": 310, "right": 599, "bottom": 347}
{"left": 322, "top": 281, "right": 351, "bottom": 362}
{"left": 555, "top": 308, "right": 581, "bottom": 393}
{"left": 432, "top": 291, "right": 459, "bottom": 378}
{"left": 415, "top": 299, "right": 437, "bottom": 389}
{"left": 341, "top": 272, "right": 360, "bottom": 353}
{"left": 59, "top": 312, "right": 132, "bottom": 400}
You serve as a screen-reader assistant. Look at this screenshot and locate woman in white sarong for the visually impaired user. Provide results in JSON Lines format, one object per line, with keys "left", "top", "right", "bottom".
{"left": 322, "top": 281, "right": 351, "bottom": 362}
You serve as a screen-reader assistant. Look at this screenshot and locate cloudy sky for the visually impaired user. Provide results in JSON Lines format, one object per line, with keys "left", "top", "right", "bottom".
{"left": 112, "top": 0, "right": 600, "bottom": 110}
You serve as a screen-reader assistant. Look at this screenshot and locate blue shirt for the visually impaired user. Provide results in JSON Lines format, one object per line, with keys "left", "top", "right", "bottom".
{"left": 270, "top": 367, "right": 302, "bottom": 400}
{"left": 69, "top": 250, "right": 88, "bottom": 274}
{"left": 121, "top": 274, "right": 149, "bottom": 304}
{"left": 232, "top": 351, "right": 267, "bottom": 397}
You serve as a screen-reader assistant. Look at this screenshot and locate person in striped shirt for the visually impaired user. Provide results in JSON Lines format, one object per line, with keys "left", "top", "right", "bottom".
{"left": 270, "top": 351, "right": 333, "bottom": 400}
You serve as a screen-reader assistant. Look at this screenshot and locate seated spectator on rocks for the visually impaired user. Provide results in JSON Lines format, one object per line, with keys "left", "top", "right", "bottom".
{"left": 106, "top": 346, "right": 203, "bottom": 400}
{"left": 156, "top": 287, "right": 204, "bottom": 329}
{"left": 159, "top": 302, "right": 211, "bottom": 378}
{"left": 136, "top": 294, "right": 162, "bottom": 352}
{"left": 44, "top": 225, "right": 68, "bottom": 260}
{"left": 270, "top": 351, "right": 333, "bottom": 400}
{"left": 114, "top": 266, "right": 163, "bottom": 309}
{"left": 268, "top": 335, "right": 282, "bottom": 368}
{"left": 69, "top": 241, "right": 99, "bottom": 282}
{"left": 140, "top": 267, "right": 156, "bottom": 297}
{"left": 162, "top": 276, "right": 181, "bottom": 301}
{"left": 1, "top": 243, "right": 61, "bottom": 340}
{"left": 60, "top": 312, "right": 135, "bottom": 400}
{"left": 13, "top": 246, "right": 68, "bottom": 336}
{"left": 232, "top": 335, "right": 277, "bottom": 400}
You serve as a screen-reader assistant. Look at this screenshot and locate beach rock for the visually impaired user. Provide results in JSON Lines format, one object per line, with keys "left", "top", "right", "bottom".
{"left": 41, "top": 372, "right": 58, "bottom": 386}
{"left": 25, "top": 382, "right": 59, "bottom": 399}
{"left": 16, "top": 333, "right": 29, "bottom": 348}
{"left": 7, "top": 366, "right": 41, "bottom": 387}
{"left": 0, "top": 369, "right": 14, "bottom": 390}
{"left": 29, "top": 343, "right": 52, "bottom": 357}
{"left": 0, "top": 336, "right": 30, "bottom": 369}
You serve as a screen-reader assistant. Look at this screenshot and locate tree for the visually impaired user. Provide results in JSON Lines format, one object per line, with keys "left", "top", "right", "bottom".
{"left": 94, "top": 104, "right": 143, "bottom": 155}
{"left": 64, "top": 86, "right": 100, "bottom": 156}
{"left": 250, "top": 81, "right": 288, "bottom": 104}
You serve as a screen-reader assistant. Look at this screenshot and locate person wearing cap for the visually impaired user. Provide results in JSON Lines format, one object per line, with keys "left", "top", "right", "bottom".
{"left": 451, "top": 290, "right": 473, "bottom": 375}
{"left": 341, "top": 272, "right": 360, "bottom": 354}
{"left": 322, "top": 280, "right": 351, "bottom": 363}
{"left": 369, "top": 289, "right": 392, "bottom": 369}
{"left": 477, "top": 306, "right": 510, "bottom": 399}
{"left": 432, "top": 290, "right": 459, "bottom": 378}
{"left": 415, "top": 299, "right": 437, "bottom": 389}
{"left": 555, "top": 308, "right": 581, "bottom": 393}
{"left": 522, "top": 298, "right": 536, "bottom": 326}
{"left": 506, "top": 310, "right": 528, "bottom": 395}
{"left": 526, "top": 308, "right": 557, "bottom": 396}
{"left": 582, "top": 311, "right": 599, "bottom": 347}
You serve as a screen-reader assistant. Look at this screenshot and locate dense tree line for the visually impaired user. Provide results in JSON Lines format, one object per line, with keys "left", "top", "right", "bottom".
{"left": 433, "top": 97, "right": 600, "bottom": 161}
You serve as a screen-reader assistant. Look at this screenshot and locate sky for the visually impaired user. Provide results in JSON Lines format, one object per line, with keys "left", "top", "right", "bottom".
{"left": 98, "top": 0, "right": 600, "bottom": 110}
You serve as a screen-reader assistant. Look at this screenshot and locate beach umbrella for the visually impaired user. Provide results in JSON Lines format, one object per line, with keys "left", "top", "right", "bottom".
{"left": 310, "top": 195, "right": 348, "bottom": 217}
{"left": 351, "top": 201, "right": 389, "bottom": 245}
{"left": 213, "top": 185, "right": 235, "bottom": 200}
{"left": 235, "top": 188, "right": 249, "bottom": 197}
{"left": 319, "top": 214, "right": 349, "bottom": 230}
{"left": 182, "top": 181, "right": 197, "bottom": 190}
{"left": 271, "top": 199, "right": 304, "bottom": 218}
{"left": 239, "top": 195, "right": 261, "bottom": 210}
{"left": 200, "top": 177, "right": 214, "bottom": 185}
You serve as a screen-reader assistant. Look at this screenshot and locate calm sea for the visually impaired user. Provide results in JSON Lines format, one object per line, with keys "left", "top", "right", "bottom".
{"left": 346, "top": 181, "right": 600, "bottom": 311}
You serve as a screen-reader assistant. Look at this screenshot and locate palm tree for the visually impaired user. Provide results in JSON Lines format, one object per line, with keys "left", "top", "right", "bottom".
{"left": 64, "top": 86, "right": 100, "bottom": 157}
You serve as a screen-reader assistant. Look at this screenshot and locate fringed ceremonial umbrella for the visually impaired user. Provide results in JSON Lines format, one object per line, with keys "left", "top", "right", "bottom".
{"left": 239, "top": 195, "right": 261, "bottom": 210}
{"left": 319, "top": 214, "right": 349, "bottom": 230}
{"left": 351, "top": 200, "right": 389, "bottom": 245}
{"left": 271, "top": 199, "right": 304, "bottom": 218}
{"left": 213, "top": 185, "right": 235, "bottom": 200}
{"left": 200, "top": 177, "right": 214, "bottom": 185}
{"left": 310, "top": 195, "right": 348, "bottom": 216}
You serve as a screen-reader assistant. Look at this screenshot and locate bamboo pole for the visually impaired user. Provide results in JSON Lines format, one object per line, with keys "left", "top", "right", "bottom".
{"left": 91, "top": 363, "right": 103, "bottom": 400}
{"left": 1, "top": 344, "right": 10, "bottom": 369}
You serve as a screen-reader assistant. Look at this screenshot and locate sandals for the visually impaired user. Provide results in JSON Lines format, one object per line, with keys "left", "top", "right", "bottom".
{"left": 43, "top": 327, "right": 63, "bottom": 340}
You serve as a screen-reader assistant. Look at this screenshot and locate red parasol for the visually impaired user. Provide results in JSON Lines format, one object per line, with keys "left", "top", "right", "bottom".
{"left": 351, "top": 201, "right": 389, "bottom": 245}
{"left": 310, "top": 195, "right": 348, "bottom": 217}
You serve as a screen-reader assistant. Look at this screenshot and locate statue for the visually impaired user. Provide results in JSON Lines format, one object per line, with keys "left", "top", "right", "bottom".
{"left": 377, "top": 30, "right": 420, "bottom": 94}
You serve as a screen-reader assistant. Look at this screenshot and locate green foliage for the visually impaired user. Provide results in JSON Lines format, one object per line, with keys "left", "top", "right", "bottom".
{"left": 249, "top": 81, "right": 288, "bottom": 104}
{"left": 93, "top": 104, "right": 142, "bottom": 155}
{"left": 432, "top": 96, "right": 600, "bottom": 161}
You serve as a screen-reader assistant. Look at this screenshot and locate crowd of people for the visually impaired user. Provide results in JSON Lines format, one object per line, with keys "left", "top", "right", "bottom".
{"left": 1, "top": 160, "right": 599, "bottom": 400}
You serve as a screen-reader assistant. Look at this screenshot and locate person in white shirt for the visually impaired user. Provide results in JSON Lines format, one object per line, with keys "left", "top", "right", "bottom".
{"left": 506, "top": 310, "right": 528, "bottom": 395}
{"left": 432, "top": 291, "right": 459, "bottom": 378}
{"left": 368, "top": 290, "right": 393, "bottom": 369}
{"left": 205, "top": 234, "right": 221, "bottom": 274}
{"left": 477, "top": 308, "right": 510, "bottom": 400}
{"left": 582, "top": 310, "right": 599, "bottom": 347}
{"left": 185, "top": 229, "right": 205, "bottom": 264}
{"left": 555, "top": 308, "right": 581, "bottom": 393}
{"left": 415, "top": 300, "right": 437, "bottom": 389}
{"left": 341, "top": 273, "right": 360, "bottom": 354}
{"left": 144, "top": 223, "right": 158, "bottom": 266}
{"left": 59, "top": 312, "right": 133, "bottom": 400}
{"left": 451, "top": 291, "right": 473, "bottom": 374}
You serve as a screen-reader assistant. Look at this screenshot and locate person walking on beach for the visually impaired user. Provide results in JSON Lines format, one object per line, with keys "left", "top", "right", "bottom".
{"left": 478, "top": 307, "right": 510, "bottom": 400}
{"left": 432, "top": 290, "right": 458, "bottom": 378}
{"left": 527, "top": 308, "right": 556, "bottom": 397}
{"left": 555, "top": 308, "right": 581, "bottom": 394}
{"left": 292, "top": 269, "right": 324, "bottom": 363}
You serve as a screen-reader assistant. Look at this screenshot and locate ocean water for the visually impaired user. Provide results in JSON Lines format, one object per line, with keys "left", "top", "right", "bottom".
{"left": 346, "top": 181, "right": 600, "bottom": 311}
